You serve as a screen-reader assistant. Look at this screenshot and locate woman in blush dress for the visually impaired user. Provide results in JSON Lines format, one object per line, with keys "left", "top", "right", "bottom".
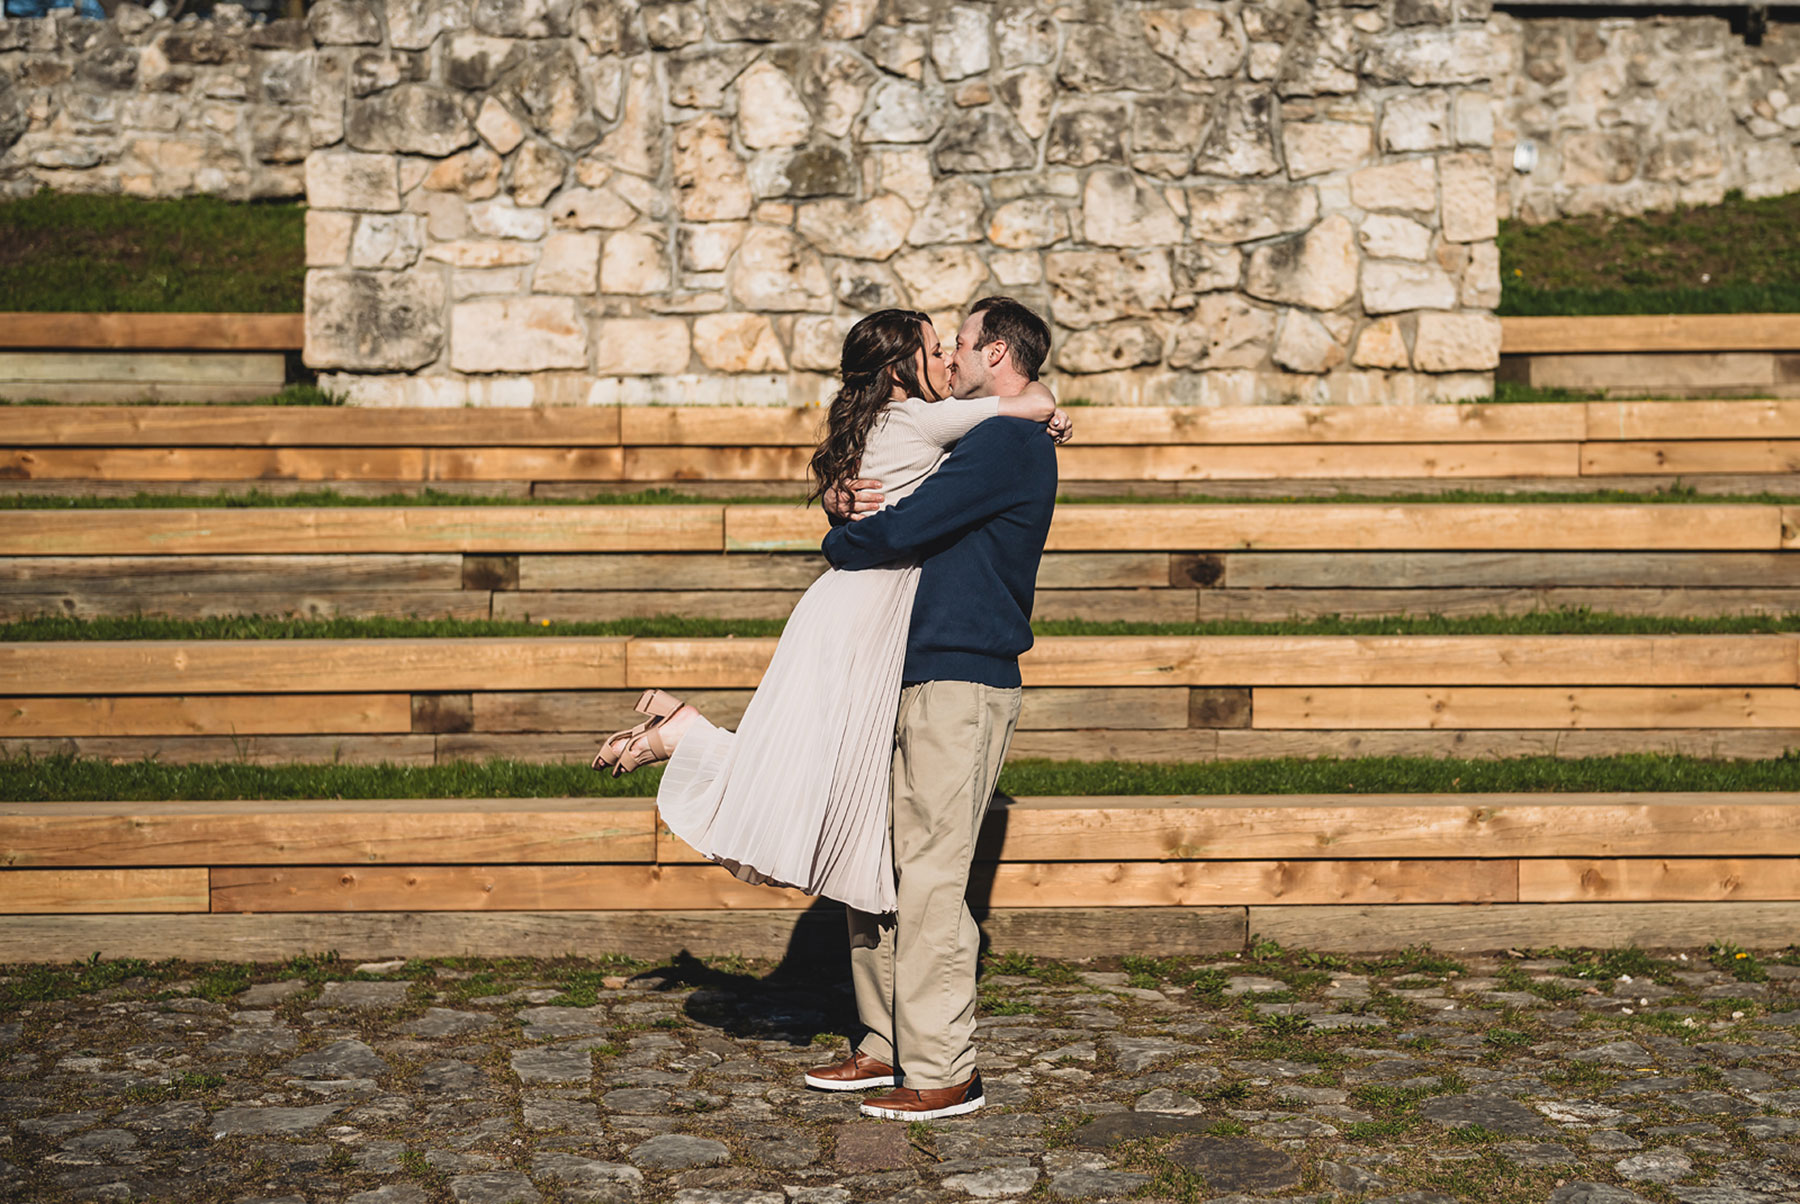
{"left": 589, "top": 308, "right": 1069, "bottom": 915}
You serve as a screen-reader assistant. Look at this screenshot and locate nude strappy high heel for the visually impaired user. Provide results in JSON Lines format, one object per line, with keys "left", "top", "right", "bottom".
{"left": 591, "top": 689, "right": 686, "bottom": 777}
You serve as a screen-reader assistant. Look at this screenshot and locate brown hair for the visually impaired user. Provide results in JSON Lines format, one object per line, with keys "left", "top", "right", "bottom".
{"left": 808, "top": 309, "right": 937, "bottom": 502}
{"left": 969, "top": 295, "right": 1051, "bottom": 380}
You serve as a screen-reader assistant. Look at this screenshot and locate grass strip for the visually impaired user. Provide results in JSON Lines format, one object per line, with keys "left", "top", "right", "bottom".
{"left": 0, "top": 192, "right": 305, "bottom": 314}
{"left": 8, "top": 752, "right": 1800, "bottom": 802}
{"left": 0, "top": 385, "right": 340, "bottom": 408}
{"left": 1497, "top": 188, "right": 1800, "bottom": 315}
{"left": 1, "top": 484, "right": 1790, "bottom": 511}
{"left": 11, "top": 609, "right": 1800, "bottom": 642}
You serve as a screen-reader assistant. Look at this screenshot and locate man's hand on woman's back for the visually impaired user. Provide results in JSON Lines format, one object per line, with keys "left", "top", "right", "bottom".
{"left": 824, "top": 477, "right": 885, "bottom": 522}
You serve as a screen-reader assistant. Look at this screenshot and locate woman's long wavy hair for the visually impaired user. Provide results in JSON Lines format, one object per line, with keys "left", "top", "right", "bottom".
{"left": 808, "top": 308, "right": 938, "bottom": 503}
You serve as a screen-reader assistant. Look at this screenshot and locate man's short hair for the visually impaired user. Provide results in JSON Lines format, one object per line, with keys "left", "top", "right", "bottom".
{"left": 968, "top": 295, "right": 1051, "bottom": 381}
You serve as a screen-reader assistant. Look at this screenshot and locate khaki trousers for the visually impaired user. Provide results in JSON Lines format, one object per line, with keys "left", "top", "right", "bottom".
{"left": 847, "top": 679, "right": 1022, "bottom": 1090}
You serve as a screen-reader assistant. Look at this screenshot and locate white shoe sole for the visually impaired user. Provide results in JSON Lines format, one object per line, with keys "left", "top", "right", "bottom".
{"left": 804, "top": 1072, "right": 896, "bottom": 1091}
{"left": 859, "top": 1094, "right": 985, "bottom": 1121}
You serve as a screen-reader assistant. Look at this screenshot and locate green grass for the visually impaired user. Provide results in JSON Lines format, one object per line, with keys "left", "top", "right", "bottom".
{"left": 0, "top": 191, "right": 305, "bottom": 313}
{"left": 10, "top": 609, "right": 1800, "bottom": 642}
{"left": 1499, "top": 188, "right": 1800, "bottom": 316}
{"left": 9, "top": 751, "right": 1800, "bottom": 802}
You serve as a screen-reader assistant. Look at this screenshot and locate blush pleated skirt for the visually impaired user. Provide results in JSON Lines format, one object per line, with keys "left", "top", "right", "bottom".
{"left": 653, "top": 562, "right": 918, "bottom": 915}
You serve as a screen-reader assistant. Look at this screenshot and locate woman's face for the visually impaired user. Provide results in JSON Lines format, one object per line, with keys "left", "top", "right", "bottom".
{"left": 913, "top": 320, "right": 951, "bottom": 401}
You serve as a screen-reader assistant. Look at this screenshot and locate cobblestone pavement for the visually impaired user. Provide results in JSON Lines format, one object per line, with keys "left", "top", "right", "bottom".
{"left": 5, "top": 945, "right": 1800, "bottom": 1204}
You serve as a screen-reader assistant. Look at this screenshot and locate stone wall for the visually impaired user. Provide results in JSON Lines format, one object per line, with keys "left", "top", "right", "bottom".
{"left": 0, "top": 5, "right": 312, "bottom": 200}
{"left": 1495, "top": 12, "right": 1800, "bottom": 223}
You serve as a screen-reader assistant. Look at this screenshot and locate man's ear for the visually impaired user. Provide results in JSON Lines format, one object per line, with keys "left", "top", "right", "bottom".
{"left": 985, "top": 339, "right": 1008, "bottom": 369}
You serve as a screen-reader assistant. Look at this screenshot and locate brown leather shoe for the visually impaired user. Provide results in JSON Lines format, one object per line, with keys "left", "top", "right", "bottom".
{"left": 859, "top": 1071, "right": 984, "bottom": 1120}
{"left": 803, "top": 1050, "right": 897, "bottom": 1091}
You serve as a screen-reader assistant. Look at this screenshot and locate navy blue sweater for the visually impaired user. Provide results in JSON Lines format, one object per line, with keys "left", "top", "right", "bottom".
{"left": 821, "top": 417, "right": 1058, "bottom": 689}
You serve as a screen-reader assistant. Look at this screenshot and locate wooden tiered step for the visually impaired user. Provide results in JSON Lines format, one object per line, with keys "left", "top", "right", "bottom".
{"left": 4, "top": 793, "right": 1798, "bottom": 959}
{"left": 1501, "top": 314, "right": 1800, "bottom": 400}
{"left": 0, "top": 313, "right": 302, "bottom": 404}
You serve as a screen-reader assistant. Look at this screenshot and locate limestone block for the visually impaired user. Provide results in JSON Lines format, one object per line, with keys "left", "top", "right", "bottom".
{"left": 643, "top": 1, "right": 705, "bottom": 48}
{"left": 513, "top": 48, "right": 606, "bottom": 151}
{"left": 730, "top": 227, "right": 835, "bottom": 312}
{"left": 1452, "top": 91, "right": 1494, "bottom": 147}
{"left": 1166, "top": 293, "right": 1273, "bottom": 370}
{"left": 680, "top": 223, "right": 749, "bottom": 273}
{"left": 1045, "top": 250, "right": 1174, "bottom": 328}
{"left": 601, "top": 230, "right": 672, "bottom": 294}
{"left": 349, "top": 213, "right": 425, "bottom": 270}
{"left": 1380, "top": 92, "right": 1450, "bottom": 152}
{"left": 1363, "top": 29, "right": 1493, "bottom": 87}
{"left": 1352, "top": 316, "right": 1410, "bottom": 369}
{"left": 1273, "top": 309, "right": 1346, "bottom": 374}
{"left": 475, "top": 0, "right": 575, "bottom": 38}
{"left": 308, "top": 0, "right": 380, "bottom": 45}
{"left": 423, "top": 147, "right": 503, "bottom": 200}
{"left": 427, "top": 239, "right": 539, "bottom": 268}
{"left": 449, "top": 296, "right": 587, "bottom": 372}
{"left": 1283, "top": 121, "right": 1373, "bottom": 179}
{"left": 1350, "top": 159, "right": 1438, "bottom": 213}
{"left": 935, "top": 109, "right": 1036, "bottom": 173}
{"left": 709, "top": 0, "right": 821, "bottom": 42}
{"left": 892, "top": 247, "right": 991, "bottom": 311}
{"left": 996, "top": 5, "right": 1058, "bottom": 69}
{"left": 1412, "top": 311, "right": 1501, "bottom": 372}
{"left": 1245, "top": 214, "right": 1358, "bottom": 312}
{"left": 862, "top": 79, "right": 947, "bottom": 144}
{"left": 590, "top": 318, "right": 692, "bottom": 375}
{"left": 874, "top": 148, "right": 935, "bottom": 209}
{"left": 550, "top": 187, "right": 638, "bottom": 230}
{"left": 592, "top": 59, "right": 663, "bottom": 178}
{"left": 1132, "top": 97, "right": 1208, "bottom": 165}
{"left": 510, "top": 140, "right": 567, "bottom": 208}
{"left": 997, "top": 68, "right": 1055, "bottom": 140}
{"left": 1057, "top": 321, "right": 1164, "bottom": 374}
{"left": 476, "top": 97, "right": 525, "bottom": 155}
{"left": 1059, "top": 26, "right": 1177, "bottom": 93}
{"left": 389, "top": 0, "right": 471, "bottom": 50}
{"left": 1361, "top": 262, "right": 1457, "bottom": 314}
{"left": 802, "top": 46, "right": 877, "bottom": 140}
{"left": 451, "top": 266, "right": 530, "bottom": 301}
{"left": 1082, "top": 170, "right": 1184, "bottom": 247}
{"left": 1187, "top": 183, "right": 1317, "bottom": 244}
{"left": 694, "top": 313, "right": 788, "bottom": 372}
{"left": 796, "top": 194, "right": 913, "bottom": 260}
{"left": 1461, "top": 241, "right": 1501, "bottom": 308}
{"left": 1046, "top": 103, "right": 1128, "bottom": 168}
{"left": 1359, "top": 213, "right": 1431, "bottom": 261}
{"left": 790, "top": 315, "right": 854, "bottom": 372}
{"left": 468, "top": 200, "right": 548, "bottom": 240}
{"left": 1193, "top": 87, "right": 1279, "bottom": 178}
{"left": 305, "top": 210, "right": 355, "bottom": 267}
{"left": 833, "top": 262, "right": 908, "bottom": 311}
{"left": 823, "top": 0, "right": 879, "bottom": 39}
{"left": 930, "top": 6, "right": 992, "bottom": 81}
{"left": 306, "top": 151, "right": 399, "bottom": 211}
{"left": 909, "top": 180, "right": 985, "bottom": 245}
{"left": 346, "top": 84, "right": 475, "bottom": 157}
{"left": 534, "top": 230, "right": 601, "bottom": 294}
{"left": 446, "top": 32, "right": 520, "bottom": 90}
{"left": 674, "top": 116, "right": 753, "bottom": 222}
{"left": 667, "top": 47, "right": 758, "bottom": 110}
{"left": 1439, "top": 152, "right": 1498, "bottom": 242}
{"left": 1140, "top": 8, "right": 1246, "bottom": 78}
{"left": 738, "top": 61, "right": 812, "bottom": 150}
{"left": 988, "top": 198, "right": 1068, "bottom": 250}
{"left": 306, "top": 269, "right": 446, "bottom": 371}
{"left": 991, "top": 252, "right": 1043, "bottom": 286}
{"left": 867, "top": 25, "right": 927, "bottom": 81}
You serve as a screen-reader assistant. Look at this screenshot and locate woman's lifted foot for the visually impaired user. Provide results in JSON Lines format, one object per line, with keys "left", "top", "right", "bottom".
{"left": 591, "top": 689, "right": 701, "bottom": 776}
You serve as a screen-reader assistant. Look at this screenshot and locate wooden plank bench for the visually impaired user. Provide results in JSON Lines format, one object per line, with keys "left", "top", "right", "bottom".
{"left": 1500, "top": 315, "right": 1800, "bottom": 400}
{"left": 0, "top": 314, "right": 304, "bottom": 405}
{"left": 3, "top": 793, "right": 1798, "bottom": 958}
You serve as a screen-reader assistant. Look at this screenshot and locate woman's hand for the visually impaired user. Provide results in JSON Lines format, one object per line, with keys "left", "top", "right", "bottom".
{"left": 1047, "top": 407, "right": 1074, "bottom": 445}
{"left": 823, "top": 477, "right": 885, "bottom": 521}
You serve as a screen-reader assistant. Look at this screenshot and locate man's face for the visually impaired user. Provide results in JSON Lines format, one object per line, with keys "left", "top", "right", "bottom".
{"left": 948, "top": 311, "right": 997, "bottom": 399}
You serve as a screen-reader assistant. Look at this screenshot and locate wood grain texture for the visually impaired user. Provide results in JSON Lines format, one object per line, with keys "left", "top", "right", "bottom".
{"left": 0, "top": 406, "right": 622, "bottom": 447}
{"left": 0, "top": 639, "right": 629, "bottom": 694}
{"left": 0, "top": 312, "right": 305, "bottom": 351}
{"left": 0, "top": 800, "right": 655, "bottom": 867}
{"left": 1253, "top": 687, "right": 1800, "bottom": 730}
{"left": 2, "top": 868, "right": 208, "bottom": 913}
{"left": 1192, "top": 587, "right": 1800, "bottom": 621}
{"left": 0, "top": 507, "right": 726, "bottom": 555}
{"left": 0, "top": 351, "right": 286, "bottom": 384}
{"left": 1210, "top": 727, "right": 1800, "bottom": 761}
{"left": 0, "top": 447, "right": 628, "bottom": 483}
{"left": 1582, "top": 441, "right": 1800, "bottom": 476}
{"left": 0, "top": 554, "right": 465, "bottom": 592}
{"left": 619, "top": 406, "right": 823, "bottom": 447}
{"left": 0, "top": 734, "right": 438, "bottom": 765}
{"left": 494, "top": 589, "right": 806, "bottom": 622}
{"left": 0, "top": 590, "right": 492, "bottom": 622}
{"left": 1068, "top": 403, "right": 1588, "bottom": 445}
{"left": 517, "top": 552, "right": 828, "bottom": 591}
{"left": 0, "top": 693, "right": 412, "bottom": 737}
{"left": 1054, "top": 443, "right": 1583, "bottom": 481}
{"left": 1221, "top": 551, "right": 1800, "bottom": 588}
{"left": 1586, "top": 400, "right": 1800, "bottom": 442}
{"left": 207, "top": 858, "right": 1517, "bottom": 910}
{"left": 623, "top": 446, "right": 812, "bottom": 482}
{"left": 1245, "top": 901, "right": 1800, "bottom": 953}
{"left": 1501, "top": 314, "right": 1800, "bottom": 353}
{"left": 1518, "top": 858, "right": 1800, "bottom": 902}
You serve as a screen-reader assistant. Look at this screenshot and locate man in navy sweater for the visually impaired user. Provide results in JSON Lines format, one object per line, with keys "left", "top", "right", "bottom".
{"left": 803, "top": 297, "right": 1061, "bottom": 1120}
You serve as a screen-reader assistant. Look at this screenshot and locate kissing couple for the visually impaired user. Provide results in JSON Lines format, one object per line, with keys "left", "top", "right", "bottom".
{"left": 593, "top": 296, "right": 1071, "bottom": 1120}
